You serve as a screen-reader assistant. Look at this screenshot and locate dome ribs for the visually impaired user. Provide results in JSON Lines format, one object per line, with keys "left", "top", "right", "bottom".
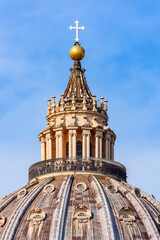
{"left": 69, "top": 175, "right": 95, "bottom": 239}
{"left": 124, "top": 182, "right": 160, "bottom": 213}
{"left": 99, "top": 178, "right": 148, "bottom": 239}
{"left": 1, "top": 179, "right": 51, "bottom": 240}
{"left": 89, "top": 176, "right": 120, "bottom": 239}
{"left": 0, "top": 176, "right": 160, "bottom": 239}
{"left": 110, "top": 179, "right": 160, "bottom": 240}
{"left": 141, "top": 198, "right": 160, "bottom": 220}
{"left": 49, "top": 175, "right": 73, "bottom": 240}
{"left": 0, "top": 181, "right": 36, "bottom": 213}
{"left": 99, "top": 178, "right": 125, "bottom": 239}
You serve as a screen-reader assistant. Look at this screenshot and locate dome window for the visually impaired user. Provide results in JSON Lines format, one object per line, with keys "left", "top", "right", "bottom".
{"left": 76, "top": 182, "right": 87, "bottom": 192}
{"left": 119, "top": 207, "right": 136, "bottom": 225}
{"left": 43, "top": 184, "right": 55, "bottom": 194}
{"left": 134, "top": 188, "right": 141, "bottom": 198}
{"left": 107, "top": 184, "right": 118, "bottom": 193}
{"left": 28, "top": 209, "right": 45, "bottom": 226}
{"left": 73, "top": 206, "right": 92, "bottom": 223}
{"left": 17, "top": 188, "right": 27, "bottom": 199}
{"left": 0, "top": 215, "right": 6, "bottom": 227}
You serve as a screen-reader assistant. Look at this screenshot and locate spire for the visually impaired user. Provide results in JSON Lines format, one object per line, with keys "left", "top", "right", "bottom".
{"left": 63, "top": 60, "right": 93, "bottom": 104}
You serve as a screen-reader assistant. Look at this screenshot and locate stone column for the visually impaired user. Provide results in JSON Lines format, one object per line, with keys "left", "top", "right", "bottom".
{"left": 41, "top": 137, "right": 46, "bottom": 161}
{"left": 99, "top": 136, "right": 102, "bottom": 159}
{"left": 58, "top": 131, "right": 63, "bottom": 158}
{"left": 68, "top": 128, "right": 77, "bottom": 159}
{"left": 48, "top": 137, "right": 53, "bottom": 159}
{"left": 55, "top": 132, "right": 59, "bottom": 158}
{"left": 45, "top": 132, "right": 53, "bottom": 160}
{"left": 105, "top": 133, "right": 111, "bottom": 160}
{"left": 95, "top": 135, "right": 99, "bottom": 158}
{"left": 111, "top": 137, "right": 115, "bottom": 161}
{"left": 82, "top": 129, "right": 91, "bottom": 159}
{"left": 55, "top": 129, "right": 63, "bottom": 159}
{"left": 69, "top": 131, "right": 72, "bottom": 159}
{"left": 82, "top": 133, "right": 86, "bottom": 159}
{"left": 72, "top": 130, "right": 77, "bottom": 159}
{"left": 95, "top": 130, "right": 103, "bottom": 158}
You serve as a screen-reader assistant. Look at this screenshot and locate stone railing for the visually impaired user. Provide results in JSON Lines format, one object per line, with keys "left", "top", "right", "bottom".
{"left": 29, "top": 157, "right": 126, "bottom": 182}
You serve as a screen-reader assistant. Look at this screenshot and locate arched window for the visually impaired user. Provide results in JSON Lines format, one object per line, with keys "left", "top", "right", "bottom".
{"left": 66, "top": 142, "right": 69, "bottom": 157}
{"left": 76, "top": 141, "right": 82, "bottom": 157}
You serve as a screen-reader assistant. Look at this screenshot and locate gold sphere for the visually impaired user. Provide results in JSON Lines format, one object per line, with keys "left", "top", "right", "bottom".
{"left": 69, "top": 42, "right": 85, "bottom": 61}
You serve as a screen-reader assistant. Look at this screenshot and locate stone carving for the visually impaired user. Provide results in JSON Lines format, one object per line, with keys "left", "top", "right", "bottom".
{"left": 0, "top": 215, "right": 6, "bottom": 227}
{"left": 107, "top": 184, "right": 118, "bottom": 194}
{"left": 28, "top": 209, "right": 45, "bottom": 226}
{"left": 68, "top": 114, "right": 76, "bottom": 127}
{"left": 43, "top": 184, "right": 55, "bottom": 194}
{"left": 48, "top": 117, "right": 55, "bottom": 127}
{"left": 71, "top": 93, "right": 76, "bottom": 110}
{"left": 102, "top": 120, "right": 108, "bottom": 127}
{"left": 56, "top": 115, "right": 65, "bottom": 128}
{"left": 73, "top": 206, "right": 92, "bottom": 223}
{"left": 0, "top": 195, "right": 7, "bottom": 202}
{"left": 92, "top": 117, "right": 98, "bottom": 128}
{"left": 119, "top": 207, "right": 136, "bottom": 225}
{"left": 92, "top": 95, "right": 97, "bottom": 112}
{"left": 82, "top": 94, "right": 87, "bottom": 111}
{"left": 82, "top": 115, "right": 90, "bottom": 127}
{"left": 75, "top": 182, "right": 87, "bottom": 192}
{"left": 17, "top": 188, "right": 27, "bottom": 199}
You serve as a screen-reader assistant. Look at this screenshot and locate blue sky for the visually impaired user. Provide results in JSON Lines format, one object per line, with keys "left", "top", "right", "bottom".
{"left": 0, "top": 0, "right": 160, "bottom": 200}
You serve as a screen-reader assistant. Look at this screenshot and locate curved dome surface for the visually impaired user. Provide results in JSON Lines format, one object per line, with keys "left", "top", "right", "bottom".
{"left": 0, "top": 174, "right": 160, "bottom": 240}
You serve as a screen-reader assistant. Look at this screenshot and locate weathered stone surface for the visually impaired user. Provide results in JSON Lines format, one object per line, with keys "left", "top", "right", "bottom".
{"left": 0, "top": 175, "right": 160, "bottom": 240}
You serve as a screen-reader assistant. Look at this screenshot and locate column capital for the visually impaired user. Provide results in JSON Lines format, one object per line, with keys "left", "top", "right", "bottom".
{"left": 82, "top": 128, "right": 91, "bottom": 136}
{"left": 111, "top": 137, "right": 115, "bottom": 144}
{"left": 46, "top": 132, "right": 53, "bottom": 140}
{"left": 95, "top": 129, "right": 103, "bottom": 138}
{"left": 105, "top": 133, "right": 111, "bottom": 140}
{"left": 40, "top": 136, "right": 46, "bottom": 144}
{"left": 55, "top": 131, "right": 63, "bottom": 138}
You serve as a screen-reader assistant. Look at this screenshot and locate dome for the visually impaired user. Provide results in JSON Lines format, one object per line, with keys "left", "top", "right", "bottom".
{"left": 0, "top": 174, "right": 160, "bottom": 239}
{"left": 0, "top": 20, "right": 160, "bottom": 239}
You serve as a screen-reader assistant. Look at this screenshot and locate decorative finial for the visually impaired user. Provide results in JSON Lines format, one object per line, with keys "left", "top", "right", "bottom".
{"left": 69, "top": 20, "right": 85, "bottom": 61}
{"left": 69, "top": 20, "right": 85, "bottom": 42}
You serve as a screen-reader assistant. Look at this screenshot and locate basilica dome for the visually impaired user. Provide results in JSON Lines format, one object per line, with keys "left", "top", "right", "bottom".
{"left": 0, "top": 23, "right": 160, "bottom": 239}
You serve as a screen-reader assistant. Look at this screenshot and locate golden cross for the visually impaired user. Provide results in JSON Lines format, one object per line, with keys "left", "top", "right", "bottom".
{"left": 69, "top": 20, "right": 85, "bottom": 42}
